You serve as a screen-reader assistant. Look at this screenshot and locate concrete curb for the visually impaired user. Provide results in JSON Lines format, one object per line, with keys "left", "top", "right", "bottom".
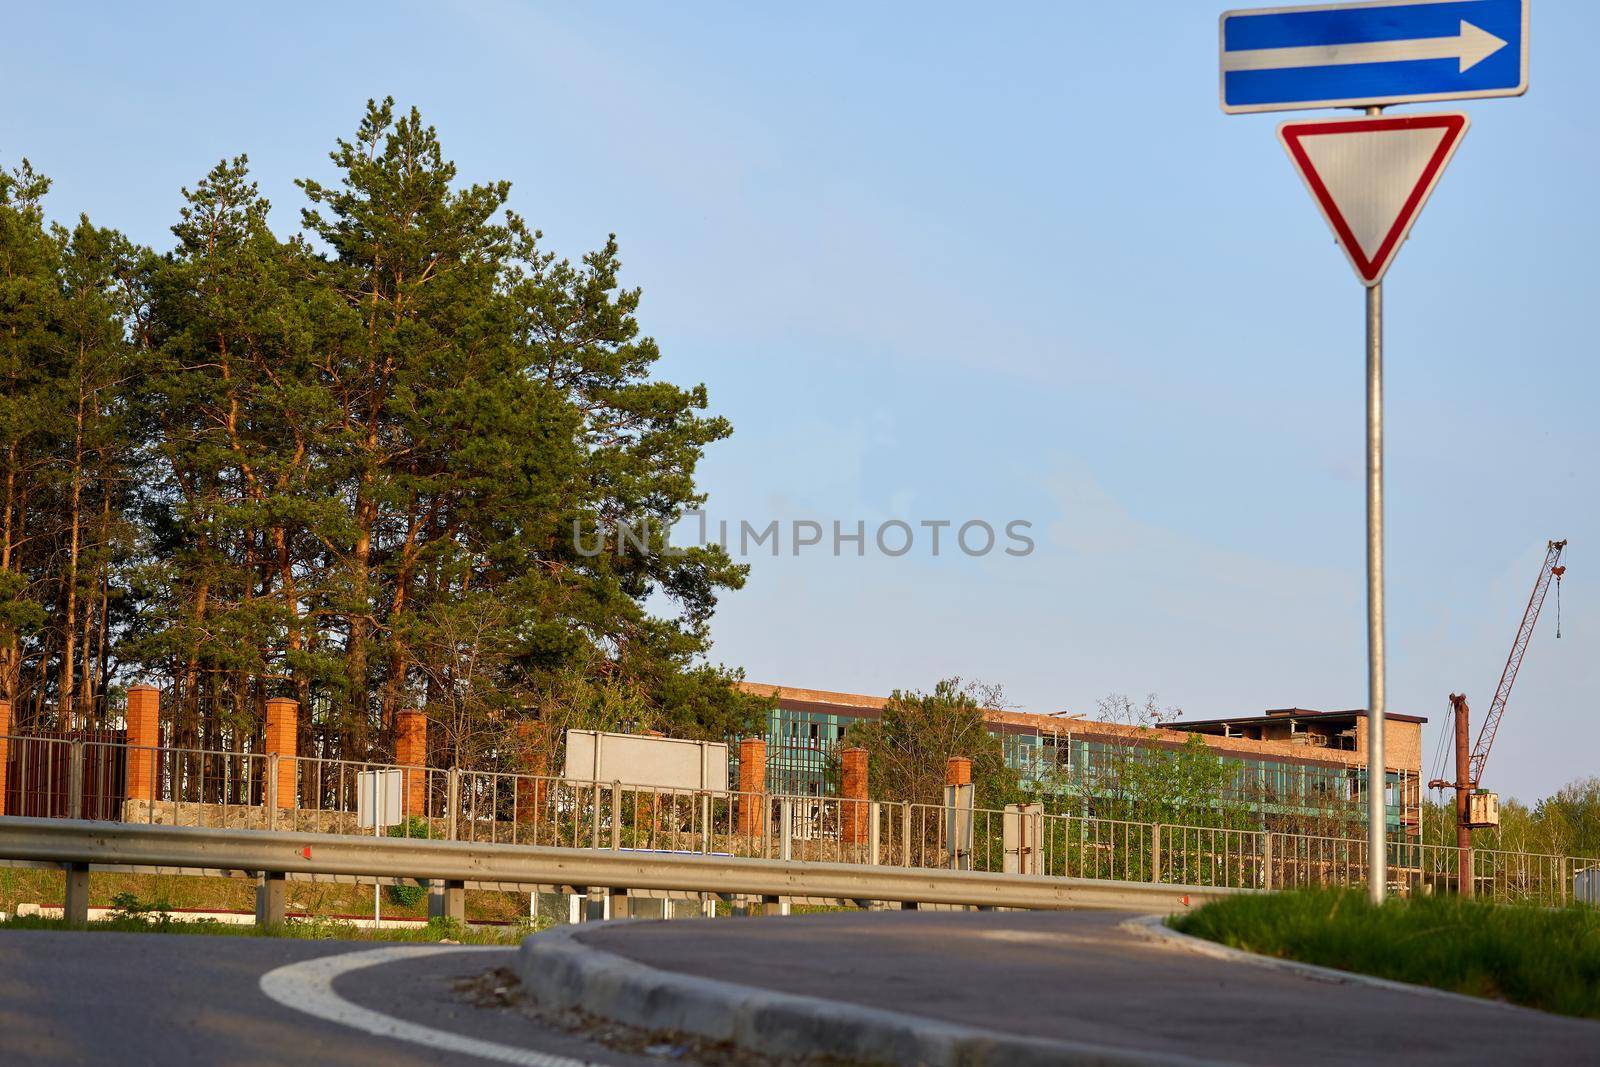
{"left": 1120, "top": 915, "right": 1546, "bottom": 1016}
{"left": 518, "top": 922, "right": 1231, "bottom": 1067}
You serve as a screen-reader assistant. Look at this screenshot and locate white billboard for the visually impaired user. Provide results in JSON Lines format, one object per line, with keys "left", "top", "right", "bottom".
{"left": 562, "top": 729, "right": 729, "bottom": 792}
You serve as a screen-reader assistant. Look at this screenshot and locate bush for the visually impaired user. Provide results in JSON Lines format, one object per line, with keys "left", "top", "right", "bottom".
{"left": 109, "top": 891, "right": 174, "bottom": 926}
{"left": 384, "top": 817, "right": 435, "bottom": 907}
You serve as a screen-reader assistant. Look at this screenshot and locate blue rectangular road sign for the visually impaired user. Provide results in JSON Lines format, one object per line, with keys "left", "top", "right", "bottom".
{"left": 1220, "top": 0, "right": 1528, "bottom": 114}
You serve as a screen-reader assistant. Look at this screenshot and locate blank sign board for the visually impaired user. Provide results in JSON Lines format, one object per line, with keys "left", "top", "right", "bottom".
{"left": 357, "top": 768, "right": 404, "bottom": 829}
{"left": 562, "top": 729, "right": 730, "bottom": 792}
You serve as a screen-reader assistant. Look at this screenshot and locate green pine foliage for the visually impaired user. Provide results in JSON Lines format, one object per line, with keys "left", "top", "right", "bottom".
{"left": 0, "top": 99, "right": 766, "bottom": 762}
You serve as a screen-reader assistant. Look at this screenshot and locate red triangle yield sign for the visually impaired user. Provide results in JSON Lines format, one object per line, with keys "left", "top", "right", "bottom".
{"left": 1278, "top": 113, "right": 1469, "bottom": 287}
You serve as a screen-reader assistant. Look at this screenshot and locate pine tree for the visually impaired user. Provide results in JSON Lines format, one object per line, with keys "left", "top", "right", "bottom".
{"left": 2, "top": 98, "right": 767, "bottom": 763}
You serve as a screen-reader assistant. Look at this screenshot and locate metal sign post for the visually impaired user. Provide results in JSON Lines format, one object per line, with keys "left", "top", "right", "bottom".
{"left": 1278, "top": 107, "right": 1468, "bottom": 903}
{"left": 1365, "top": 241, "right": 1386, "bottom": 904}
{"left": 373, "top": 771, "right": 381, "bottom": 928}
{"left": 1222, "top": 0, "right": 1529, "bottom": 904}
{"left": 358, "top": 768, "right": 402, "bottom": 927}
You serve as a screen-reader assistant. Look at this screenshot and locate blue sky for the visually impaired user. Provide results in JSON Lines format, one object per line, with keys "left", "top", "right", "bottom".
{"left": 5, "top": 2, "right": 1594, "bottom": 803}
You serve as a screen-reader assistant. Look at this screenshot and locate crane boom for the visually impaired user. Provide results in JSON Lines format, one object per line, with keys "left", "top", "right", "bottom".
{"left": 1468, "top": 539, "right": 1566, "bottom": 786}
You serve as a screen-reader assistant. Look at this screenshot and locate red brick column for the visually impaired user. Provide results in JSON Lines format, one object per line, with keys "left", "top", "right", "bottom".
{"left": 737, "top": 737, "right": 767, "bottom": 836}
{"left": 0, "top": 698, "right": 11, "bottom": 816}
{"left": 395, "top": 710, "right": 427, "bottom": 817}
{"left": 945, "top": 756, "right": 972, "bottom": 788}
{"left": 265, "top": 698, "right": 298, "bottom": 810}
{"left": 124, "top": 685, "right": 161, "bottom": 805}
{"left": 841, "top": 746, "right": 870, "bottom": 844}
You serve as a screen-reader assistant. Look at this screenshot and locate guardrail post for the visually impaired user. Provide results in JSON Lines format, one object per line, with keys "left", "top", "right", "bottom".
{"left": 1262, "top": 831, "right": 1274, "bottom": 891}
{"left": 780, "top": 799, "right": 794, "bottom": 862}
{"left": 1151, "top": 824, "right": 1163, "bottom": 884}
{"left": 611, "top": 782, "right": 622, "bottom": 850}
{"left": 610, "top": 887, "right": 631, "bottom": 920}
{"left": 761, "top": 894, "right": 783, "bottom": 916}
{"left": 255, "top": 871, "right": 287, "bottom": 926}
{"left": 428, "top": 879, "right": 465, "bottom": 923}
{"left": 64, "top": 862, "right": 91, "bottom": 924}
{"left": 68, "top": 740, "right": 85, "bottom": 820}
{"left": 584, "top": 888, "right": 607, "bottom": 922}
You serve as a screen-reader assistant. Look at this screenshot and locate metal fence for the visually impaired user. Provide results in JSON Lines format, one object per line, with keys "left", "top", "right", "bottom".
{"left": 2, "top": 732, "right": 1596, "bottom": 907}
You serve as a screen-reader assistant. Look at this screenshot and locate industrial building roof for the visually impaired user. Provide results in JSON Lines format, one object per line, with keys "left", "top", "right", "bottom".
{"left": 1174, "top": 708, "right": 1429, "bottom": 730}
{"left": 738, "top": 682, "right": 1427, "bottom": 727}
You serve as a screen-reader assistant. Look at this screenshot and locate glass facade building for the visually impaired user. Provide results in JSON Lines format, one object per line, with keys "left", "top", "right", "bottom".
{"left": 741, "top": 685, "right": 1424, "bottom": 837}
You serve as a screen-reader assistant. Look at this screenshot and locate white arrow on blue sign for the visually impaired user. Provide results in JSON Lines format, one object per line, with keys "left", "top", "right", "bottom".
{"left": 1220, "top": 0, "right": 1529, "bottom": 114}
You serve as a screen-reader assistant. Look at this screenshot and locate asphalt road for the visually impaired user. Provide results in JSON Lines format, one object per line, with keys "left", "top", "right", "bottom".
{"left": 579, "top": 910, "right": 1600, "bottom": 1066}
{"left": 8, "top": 914, "right": 1600, "bottom": 1066}
{"left": 0, "top": 930, "right": 674, "bottom": 1067}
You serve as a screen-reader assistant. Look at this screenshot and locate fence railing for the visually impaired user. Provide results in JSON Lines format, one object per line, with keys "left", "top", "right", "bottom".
{"left": 3, "top": 733, "right": 1596, "bottom": 907}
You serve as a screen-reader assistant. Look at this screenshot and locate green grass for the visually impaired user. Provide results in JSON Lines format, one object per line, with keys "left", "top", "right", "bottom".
{"left": 0, "top": 911, "right": 537, "bottom": 943}
{"left": 0, "top": 866, "right": 537, "bottom": 925}
{"left": 1171, "top": 889, "right": 1600, "bottom": 1020}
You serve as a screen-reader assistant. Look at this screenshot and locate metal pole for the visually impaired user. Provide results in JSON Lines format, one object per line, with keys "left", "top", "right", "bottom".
{"left": 1453, "top": 697, "right": 1472, "bottom": 897}
{"left": 1365, "top": 245, "right": 1387, "bottom": 905}
{"left": 373, "top": 771, "right": 382, "bottom": 930}
{"left": 68, "top": 740, "right": 85, "bottom": 821}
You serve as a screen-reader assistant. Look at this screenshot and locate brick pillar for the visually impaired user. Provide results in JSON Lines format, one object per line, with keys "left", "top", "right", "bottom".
{"left": 841, "top": 746, "right": 869, "bottom": 844}
{"left": 265, "top": 698, "right": 298, "bottom": 810}
{"left": 945, "top": 756, "right": 972, "bottom": 787}
{"left": 737, "top": 737, "right": 767, "bottom": 836}
{"left": 124, "top": 685, "right": 161, "bottom": 805}
{"left": 395, "top": 710, "right": 427, "bottom": 817}
{"left": 0, "top": 698, "right": 11, "bottom": 816}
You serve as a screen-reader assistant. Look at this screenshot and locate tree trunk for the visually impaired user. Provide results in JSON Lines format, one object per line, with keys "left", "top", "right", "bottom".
{"left": 60, "top": 376, "right": 86, "bottom": 728}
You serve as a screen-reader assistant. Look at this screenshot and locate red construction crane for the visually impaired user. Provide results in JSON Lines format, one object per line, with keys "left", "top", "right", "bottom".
{"left": 1431, "top": 539, "right": 1566, "bottom": 896}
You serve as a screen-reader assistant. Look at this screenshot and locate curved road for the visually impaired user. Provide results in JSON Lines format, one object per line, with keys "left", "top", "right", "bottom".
{"left": 578, "top": 909, "right": 1600, "bottom": 1066}
{"left": 0, "top": 931, "right": 658, "bottom": 1066}
{"left": 6, "top": 911, "right": 1599, "bottom": 1065}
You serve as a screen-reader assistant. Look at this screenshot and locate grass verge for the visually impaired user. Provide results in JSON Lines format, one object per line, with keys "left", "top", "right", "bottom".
{"left": 0, "top": 911, "right": 535, "bottom": 943}
{"left": 1170, "top": 888, "right": 1600, "bottom": 1020}
{"left": 0, "top": 866, "right": 540, "bottom": 924}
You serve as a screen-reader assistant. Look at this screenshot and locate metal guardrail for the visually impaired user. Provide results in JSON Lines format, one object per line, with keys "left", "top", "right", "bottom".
{"left": 5, "top": 732, "right": 1595, "bottom": 909}
{"left": 0, "top": 816, "right": 1241, "bottom": 925}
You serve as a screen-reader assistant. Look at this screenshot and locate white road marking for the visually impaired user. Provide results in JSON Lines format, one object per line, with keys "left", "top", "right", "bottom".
{"left": 259, "top": 944, "right": 598, "bottom": 1067}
